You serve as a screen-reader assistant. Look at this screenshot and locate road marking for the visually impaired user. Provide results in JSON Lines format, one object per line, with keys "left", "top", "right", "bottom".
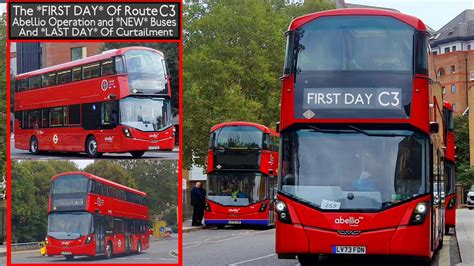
{"left": 228, "top": 254, "right": 276, "bottom": 265}
{"left": 184, "top": 230, "right": 271, "bottom": 249}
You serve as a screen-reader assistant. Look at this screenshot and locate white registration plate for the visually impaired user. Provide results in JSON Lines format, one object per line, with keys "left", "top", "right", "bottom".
{"left": 228, "top": 220, "right": 241, "bottom": 225}
{"left": 148, "top": 146, "right": 160, "bottom": 150}
{"left": 61, "top": 251, "right": 72, "bottom": 255}
{"left": 333, "top": 246, "right": 366, "bottom": 254}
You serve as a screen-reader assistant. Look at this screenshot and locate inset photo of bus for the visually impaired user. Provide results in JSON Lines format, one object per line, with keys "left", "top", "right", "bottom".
{"left": 10, "top": 42, "right": 179, "bottom": 159}
{"left": 10, "top": 159, "right": 178, "bottom": 264}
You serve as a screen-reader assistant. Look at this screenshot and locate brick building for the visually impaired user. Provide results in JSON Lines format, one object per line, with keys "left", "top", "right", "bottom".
{"left": 430, "top": 10, "right": 474, "bottom": 114}
{"left": 11, "top": 42, "right": 103, "bottom": 76}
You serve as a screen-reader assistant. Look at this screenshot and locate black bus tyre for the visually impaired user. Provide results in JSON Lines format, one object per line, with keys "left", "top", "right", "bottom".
{"left": 130, "top": 151, "right": 146, "bottom": 158}
{"left": 298, "top": 254, "right": 320, "bottom": 265}
{"left": 29, "top": 136, "right": 39, "bottom": 154}
{"left": 105, "top": 241, "right": 113, "bottom": 258}
{"left": 137, "top": 240, "right": 142, "bottom": 254}
{"left": 85, "top": 136, "right": 102, "bottom": 158}
{"left": 64, "top": 255, "right": 74, "bottom": 260}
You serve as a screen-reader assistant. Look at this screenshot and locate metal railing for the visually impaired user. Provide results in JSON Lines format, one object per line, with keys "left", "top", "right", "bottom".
{"left": 11, "top": 242, "right": 40, "bottom": 251}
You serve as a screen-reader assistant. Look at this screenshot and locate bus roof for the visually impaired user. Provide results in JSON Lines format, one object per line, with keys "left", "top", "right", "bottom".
{"left": 16, "top": 46, "right": 164, "bottom": 80}
{"left": 51, "top": 171, "right": 147, "bottom": 197}
{"left": 289, "top": 8, "right": 427, "bottom": 32}
{"left": 210, "top": 122, "right": 279, "bottom": 136}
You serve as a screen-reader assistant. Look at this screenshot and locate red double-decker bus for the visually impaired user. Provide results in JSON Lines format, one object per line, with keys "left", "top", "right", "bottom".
{"left": 276, "top": 9, "right": 446, "bottom": 264}
{"left": 205, "top": 122, "right": 279, "bottom": 227}
{"left": 46, "top": 172, "right": 150, "bottom": 260}
{"left": 443, "top": 101, "right": 456, "bottom": 232}
{"left": 14, "top": 47, "right": 175, "bottom": 158}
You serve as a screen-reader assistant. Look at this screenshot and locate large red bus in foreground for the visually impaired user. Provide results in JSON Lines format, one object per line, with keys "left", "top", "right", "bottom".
{"left": 14, "top": 47, "right": 175, "bottom": 158}
{"left": 276, "top": 9, "right": 445, "bottom": 264}
{"left": 46, "top": 172, "right": 150, "bottom": 260}
{"left": 205, "top": 122, "right": 279, "bottom": 227}
{"left": 443, "top": 101, "right": 456, "bottom": 232}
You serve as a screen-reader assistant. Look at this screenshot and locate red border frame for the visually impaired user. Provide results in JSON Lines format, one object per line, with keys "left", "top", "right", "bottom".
{"left": 5, "top": 0, "right": 183, "bottom": 265}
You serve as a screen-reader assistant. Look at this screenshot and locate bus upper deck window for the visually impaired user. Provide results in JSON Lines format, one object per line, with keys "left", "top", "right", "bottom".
{"left": 115, "top": 56, "right": 125, "bottom": 74}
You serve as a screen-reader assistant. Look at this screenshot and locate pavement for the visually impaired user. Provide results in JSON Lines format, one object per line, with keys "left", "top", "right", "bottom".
{"left": 10, "top": 137, "right": 179, "bottom": 160}
{"left": 456, "top": 208, "right": 474, "bottom": 265}
{"left": 183, "top": 220, "right": 206, "bottom": 233}
{"left": 11, "top": 236, "right": 177, "bottom": 264}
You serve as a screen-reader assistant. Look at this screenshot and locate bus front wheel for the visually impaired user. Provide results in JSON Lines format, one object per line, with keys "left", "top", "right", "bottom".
{"left": 130, "top": 151, "right": 146, "bottom": 158}
{"left": 105, "top": 242, "right": 113, "bottom": 259}
{"left": 298, "top": 254, "right": 319, "bottom": 265}
{"left": 86, "top": 136, "right": 102, "bottom": 158}
{"left": 64, "top": 255, "right": 74, "bottom": 260}
{"left": 30, "top": 136, "right": 40, "bottom": 154}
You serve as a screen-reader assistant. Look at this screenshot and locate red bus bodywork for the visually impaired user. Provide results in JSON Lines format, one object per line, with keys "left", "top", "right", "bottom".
{"left": 276, "top": 8, "right": 445, "bottom": 262}
{"left": 205, "top": 122, "right": 279, "bottom": 226}
{"left": 443, "top": 102, "right": 456, "bottom": 230}
{"left": 14, "top": 47, "right": 175, "bottom": 157}
{"left": 46, "top": 172, "right": 150, "bottom": 259}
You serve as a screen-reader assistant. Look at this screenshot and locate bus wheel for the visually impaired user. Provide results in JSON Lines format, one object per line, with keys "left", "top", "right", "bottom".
{"left": 86, "top": 136, "right": 102, "bottom": 158}
{"left": 298, "top": 254, "right": 319, "bottom": 265}
{"left": 130, "top": 151, "right": 146, "bottom": 158}
{"left": 64, "top": 255, "right": 74, "bottom": 260}
{"left": 105, "top": 242, "right": 113, "bottom": 258}
{"left": 30, "top": 136, "right": 39, "bottom": 154}
{"left": 137, "top": 240, "right": 142, "bottom": 254}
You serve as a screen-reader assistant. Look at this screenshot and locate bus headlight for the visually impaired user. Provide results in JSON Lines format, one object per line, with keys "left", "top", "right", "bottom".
{"left": 205, "top": 202, "right": 211, "bottom": 211}
{"left": 447, "top": 198, "right": 456, "bottom": 209}
{"left": 259, "top": 203, "right": 267, "bottom": 212}
{"left": 85, "top": 235, "right": 92, "bottom": 244}
{"left": 275, "top": 200, "right": 292, "bottom": 224}
{"left": 122, "top": 127, "right": 133, "bottom": 138}
{"left": 410, "top": 201, "right": 428, "bottom": 225}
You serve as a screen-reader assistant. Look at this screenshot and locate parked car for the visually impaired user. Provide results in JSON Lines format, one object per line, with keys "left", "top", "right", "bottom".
{"left": 467, "top": 185, "right": 474, "bottom": 209}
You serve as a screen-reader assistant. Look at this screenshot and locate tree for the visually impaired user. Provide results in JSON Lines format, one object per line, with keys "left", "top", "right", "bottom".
{"left": 183, "top": 0, "right": 334, "bottom": 168}
{"left": 11, "top": 161, "right": 79, "bottom": 243}
{"left": 83, "top": 161, "right": 136, "bottom": 188}
{"left": 99, "top": 43, "right": 179, "bottom": 114}
{"left": 454, "top": 115, "right": 474, "bottom": 198}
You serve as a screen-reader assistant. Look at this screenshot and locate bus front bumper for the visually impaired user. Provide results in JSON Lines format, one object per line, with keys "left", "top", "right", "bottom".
{"left": 46, "top": 243, "right": 96, "bottom": 257}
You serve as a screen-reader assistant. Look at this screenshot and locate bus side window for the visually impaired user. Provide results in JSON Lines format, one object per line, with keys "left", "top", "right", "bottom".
{"left": 101, "top": 59, "right": 115, "bottom": 76}
{"left": 115, "top": 56, "right": 125, "bottom": 74}
{"left": 41, "top": 109, "right": 49, "bottom": 128}
{"left": 72, "top": 67, "right": 82, "bottom": 81}
{"left": 101, "top": 101, "right": 118, "bottom": 126}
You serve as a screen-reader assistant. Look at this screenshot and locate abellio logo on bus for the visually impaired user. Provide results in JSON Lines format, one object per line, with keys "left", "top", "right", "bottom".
{"left": 334, "top": 216, "right": 363, "bottom": 226}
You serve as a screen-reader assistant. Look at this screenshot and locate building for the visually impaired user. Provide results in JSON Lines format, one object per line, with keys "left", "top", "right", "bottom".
{"left": 430, "top": 10, "right": 474, "bottom": 115}
{"left": 11, "top": 42, "right": 103, "bottom": 76}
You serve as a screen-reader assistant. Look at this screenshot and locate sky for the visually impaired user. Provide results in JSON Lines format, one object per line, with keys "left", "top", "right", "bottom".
{"left": 348, "top": 0, "right": 474, "bottom": 31}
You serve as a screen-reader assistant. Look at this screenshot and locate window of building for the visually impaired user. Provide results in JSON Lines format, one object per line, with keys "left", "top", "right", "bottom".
{"left": 71, "top": 47, "right": 86, "bottom": 61}
{"left": 438, "top": 68, "right": 445, "bottom": 76}
{"left": 433, "top": 51, "right": 438, "bottom": 55}
{"left": 452, "top": 46, "right": 457, "bottom": 52}
{"left": 452, "top": 104, "right": 456, "bottom": 111}
{"left": 451, "top": 65, "right": 456, "bottom": 73}
{"left": 451, "top": 84, "right": 456, "bottom": 94}
{"left": 442, "top": 86, "right": 446, "bottom": 94}
{"left": 468, "top": 44, "right": 472, "bottom": 50}
{"left": 444, "top": 47, "right": 450, "bottom": 53}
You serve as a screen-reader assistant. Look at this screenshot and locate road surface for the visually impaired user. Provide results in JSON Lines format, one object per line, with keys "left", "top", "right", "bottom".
{"left": 12, "top": 236, "right": 178, "bottom": 264}
{"left": 10, "top": 138, "right": 178, "bottom": 160}
{"left": 183, "top": 226, "right": 460, "bottom": 266}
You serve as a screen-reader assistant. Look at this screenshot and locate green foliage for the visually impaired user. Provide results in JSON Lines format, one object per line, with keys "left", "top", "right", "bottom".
{"left": 454, "top": 115, "right": 469, "bottom": 168}
{"left": 183, "top": 0, "right": 334, "bottom": 168}
{"left": 11, "top": 161, "right": 79, "bottom": 243}
{"left": 12, "top": 160, "right": 178, "bottom": 242}
{"left": 99, "top": 43, "right": 179, "bottom": 114}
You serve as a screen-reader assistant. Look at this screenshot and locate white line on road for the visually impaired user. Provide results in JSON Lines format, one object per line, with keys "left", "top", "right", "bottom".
{"left": 228, "top": 254, "right": 276, "bottom": 266}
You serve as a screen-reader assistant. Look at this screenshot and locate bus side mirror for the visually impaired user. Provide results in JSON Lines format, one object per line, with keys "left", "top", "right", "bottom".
{"left": 430, "top": 122, "right": 439, "bottom": 133}
{"left": 275, "top": 122, "right": 280, "bottom": 133}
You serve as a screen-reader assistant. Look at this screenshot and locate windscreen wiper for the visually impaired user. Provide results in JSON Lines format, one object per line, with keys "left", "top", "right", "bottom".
{"left": 346, "top": 125, "right": 409, "bottom": 137}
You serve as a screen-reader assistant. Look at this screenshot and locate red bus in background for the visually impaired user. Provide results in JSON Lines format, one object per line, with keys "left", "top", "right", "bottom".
{"left": 14, "top": 47, "right": 175, "bottom": 158}
{"left": 443, "top": 101, "right": 456, "bottom": 232}
{"left": 205, "top": 122, "right": 279, "bottom": 227}
{"left": 46, "top": 172, "right": 150, "bottom": 260}
{"left": 276, "top": 9, "right": 445, "bottom": 264}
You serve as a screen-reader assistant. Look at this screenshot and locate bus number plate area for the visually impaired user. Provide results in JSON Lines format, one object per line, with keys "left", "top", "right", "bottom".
{"left": 228, "top": 220, "right": 241, "bottom": 225}
{"left": 61, "top": 251, "right": 72, "bottom": 255}
{"left": 333, "top": 246, "right": 366, "bottom": 254}
{"left": 148, "top": 146, "right": 160, "bottom": 150}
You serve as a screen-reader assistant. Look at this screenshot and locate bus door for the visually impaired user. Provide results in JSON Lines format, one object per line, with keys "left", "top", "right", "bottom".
{"left": 432, "top": 150, "right": 443, "bottom": 250}
{"left": 113, "top": 218, "right": 126, "bottom": 254}
{"left": 94, "top": 215, "right": 106, "bottom": 254}
{"left": 125, "top": 220, "right": 132, "bottom": 253}
{"left": 268, "top": 176, "right": 276, "bottom": 225}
